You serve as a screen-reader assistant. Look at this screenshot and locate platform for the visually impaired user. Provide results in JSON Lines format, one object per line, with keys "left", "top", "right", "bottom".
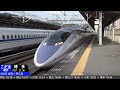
{"left": 84, "top": 36, "right": 120, "bottom": 75}
{"left": 44, "top": 35, "right": 120, "bottom": 76}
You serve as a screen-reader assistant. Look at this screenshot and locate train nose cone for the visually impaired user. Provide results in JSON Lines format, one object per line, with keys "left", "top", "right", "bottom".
{"left": 34, "top": 45, "right": 61, "bottom": 66}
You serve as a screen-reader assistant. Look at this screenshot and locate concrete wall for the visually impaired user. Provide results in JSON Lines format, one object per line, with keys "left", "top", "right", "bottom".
{"left": 105, "top": 29, "right": 120, "bottom": 43}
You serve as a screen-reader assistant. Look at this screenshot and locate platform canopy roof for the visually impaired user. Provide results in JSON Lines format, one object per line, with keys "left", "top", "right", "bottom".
{"left": 80, "top": 11, "right": 120, "bottom": 30}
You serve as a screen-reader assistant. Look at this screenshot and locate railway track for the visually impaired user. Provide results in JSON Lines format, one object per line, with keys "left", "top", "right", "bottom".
{"left": 0, "top": 48, "right": 50, "bottom": 75}
{"left": 0, "top": 48, "right": 36, "bottom": 64}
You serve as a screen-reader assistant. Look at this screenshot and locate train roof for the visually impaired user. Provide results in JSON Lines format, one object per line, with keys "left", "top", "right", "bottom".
{"left": 0, "top": 27, "right": 56, "bottom": 31}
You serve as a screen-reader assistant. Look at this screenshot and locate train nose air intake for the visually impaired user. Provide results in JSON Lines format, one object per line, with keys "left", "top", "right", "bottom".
{"left": 35, "top": 45, "right": 61, "bottom": 64}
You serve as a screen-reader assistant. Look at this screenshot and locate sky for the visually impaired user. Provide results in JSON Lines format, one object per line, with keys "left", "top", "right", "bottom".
{"left": 0, "top": 11, "right": 88, "bottom": 25}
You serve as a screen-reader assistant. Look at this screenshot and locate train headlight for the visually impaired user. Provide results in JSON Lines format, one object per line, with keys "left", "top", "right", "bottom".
{"left": 55, "top": 42, "right": 63, "bottom": 46}
{"left": 43, "top": 42, "right": 47, "bottom": 45}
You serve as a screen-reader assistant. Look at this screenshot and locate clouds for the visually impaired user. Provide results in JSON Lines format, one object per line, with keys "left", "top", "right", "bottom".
{"left": 46, "top": 11, "right": 63, "bottom": 15}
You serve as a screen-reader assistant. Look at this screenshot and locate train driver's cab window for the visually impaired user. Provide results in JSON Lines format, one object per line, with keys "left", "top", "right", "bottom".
{"left": 61, "top": 32, "right": 70, "bottom": 42}
{"left": 2, "top": 35, "right": 5, "bottom": 39}
{"left": 7, "top": 35, "right": 9, "bottom": 39}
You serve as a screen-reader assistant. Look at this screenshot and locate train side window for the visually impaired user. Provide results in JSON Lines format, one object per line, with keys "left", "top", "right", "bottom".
{"left": 27, "top": 34, "right": 28, "bottom": 38}
{"left": 7, "top": 35, "right": 9, "bottom": 39}
{"left": 15, "top": 35, "right": 17, "bottom": 39}
{"left": 11, "top": 35, "right": 13, "bottom": 39}
{"left": 2, "top": 35, "right": 5, "bottom": 39}
{"left": 18, "top": 35, "right": 20, "bottom": 38}
{"left": 21, "top": 35, "right": 23, "bottom": 38}
{"left": 24, "top": 35, "right": 26, "bottom": 38}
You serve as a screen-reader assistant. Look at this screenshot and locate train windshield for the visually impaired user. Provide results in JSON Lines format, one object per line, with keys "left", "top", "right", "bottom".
{"left": 43, "top": 30, "right": 70, "bottom": 46}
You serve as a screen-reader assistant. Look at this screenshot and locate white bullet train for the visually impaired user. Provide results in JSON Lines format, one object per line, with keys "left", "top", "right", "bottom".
{"left": 34, "top": 27, "right": 93, "bottom": 68}
{"left": 0, "top": 27, "right": 55, "bottom": 55}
